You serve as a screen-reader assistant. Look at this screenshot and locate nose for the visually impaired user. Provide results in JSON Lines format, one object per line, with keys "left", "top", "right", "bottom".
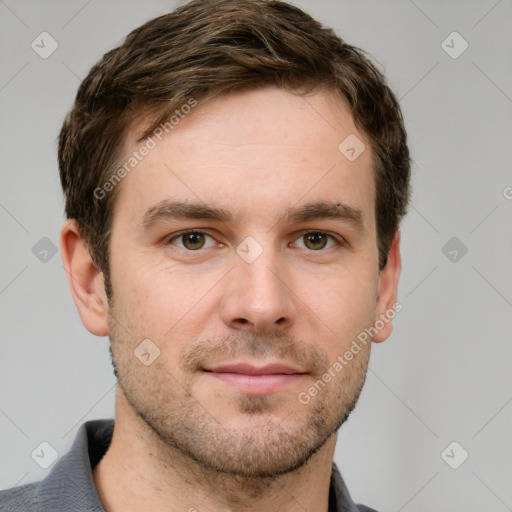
{"left": 220, "top": 247, "right": 297, "bottom": 334}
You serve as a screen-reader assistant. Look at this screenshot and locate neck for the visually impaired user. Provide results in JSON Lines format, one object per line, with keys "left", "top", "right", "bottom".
{"left": 93, "top": 389, "right": 337, "bottom": 512}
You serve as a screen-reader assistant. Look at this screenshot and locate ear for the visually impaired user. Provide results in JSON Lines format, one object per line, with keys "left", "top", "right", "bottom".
{"left": 372, "top": 231, "right": 402, "bottom": 343}
{"left": 60, "top": 219, "right": 109, "bottom": 336}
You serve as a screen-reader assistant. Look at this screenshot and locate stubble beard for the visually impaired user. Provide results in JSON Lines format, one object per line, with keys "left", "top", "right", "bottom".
{"left": 108, "top": 317, "right": 371, "bottom": 492}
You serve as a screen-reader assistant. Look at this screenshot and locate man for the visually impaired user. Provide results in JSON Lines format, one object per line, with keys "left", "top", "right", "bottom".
{"left": 0, "top": 0, "right": 410, "bottom": 510}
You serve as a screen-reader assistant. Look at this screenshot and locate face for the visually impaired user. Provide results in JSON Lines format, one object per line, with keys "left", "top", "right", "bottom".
{"left": 105, "top": 86, "right": 384, "bottom": 478}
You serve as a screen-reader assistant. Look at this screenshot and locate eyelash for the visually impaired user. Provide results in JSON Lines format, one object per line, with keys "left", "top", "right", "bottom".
{"left": 165, "top": 229, "right": 346, "bottom": 252}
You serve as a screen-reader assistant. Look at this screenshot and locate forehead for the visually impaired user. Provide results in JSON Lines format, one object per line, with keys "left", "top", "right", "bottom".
{"left": 113, "top": 86, "right": 375, "bottom": 230}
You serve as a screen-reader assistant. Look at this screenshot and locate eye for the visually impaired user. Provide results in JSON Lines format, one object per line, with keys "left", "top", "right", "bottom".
{"left": 167, "top": 230, "right": 217, "bottom": 251}
{"left": 291, "top": 231, "right": 341, "bottom": 251}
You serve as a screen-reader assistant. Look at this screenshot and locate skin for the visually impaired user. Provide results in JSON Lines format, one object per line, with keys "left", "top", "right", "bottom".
{"left": 61, "top": 85, "right": 402, "bottom": 512}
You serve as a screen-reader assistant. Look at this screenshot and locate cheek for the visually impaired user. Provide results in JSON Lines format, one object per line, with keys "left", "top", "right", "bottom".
{"left": 109, "top": 257, "right": 166, "bottom": 339}
{"left": 111, "top": 261, "right": 216, "bottom": 344}
{"left": 296, "top": 269, "right": 377, "bottom": 351}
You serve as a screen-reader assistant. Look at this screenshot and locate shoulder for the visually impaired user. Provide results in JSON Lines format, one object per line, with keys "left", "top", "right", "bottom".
{"left": 0, "top": 481, "right": 39, "bottom": 511}
{"left": 356, "top": 505, "right": 379, "bottom": 512}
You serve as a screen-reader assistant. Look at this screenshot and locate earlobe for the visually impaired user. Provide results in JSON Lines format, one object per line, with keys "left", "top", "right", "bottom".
{"left": 60, "top": 220, "right": 109, "bottom": 337}
{"left": 372, "top": 231, "right": 402, "bottom": 343}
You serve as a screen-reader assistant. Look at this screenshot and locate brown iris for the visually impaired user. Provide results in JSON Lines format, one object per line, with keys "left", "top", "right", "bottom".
{"left": 302, "top": 232, "right": 328, "bottom": 250}
{"left": 181, "top": 232, "right": 206, "bottom": 250}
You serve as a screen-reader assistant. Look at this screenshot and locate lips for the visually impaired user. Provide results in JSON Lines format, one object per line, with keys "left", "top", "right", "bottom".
{"left": 204, "top": 363, "right": 305, "bottom": 375}
{"left": 202, "top": 362, "right": 307, "bottom": 395}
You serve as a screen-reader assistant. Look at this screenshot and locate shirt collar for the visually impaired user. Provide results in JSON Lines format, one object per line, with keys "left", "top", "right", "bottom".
{"left": 37, "top": 419, "right": 112, "bottom": 512}
{"left": 36, "top": 419, "right": 360, "bottom": 512}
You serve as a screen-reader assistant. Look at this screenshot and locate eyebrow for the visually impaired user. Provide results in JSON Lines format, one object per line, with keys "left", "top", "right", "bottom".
{"left": 141, "top": 200, "right": 233, "bottom": 228}
{"left": 282, "top": 200, "right": 364, "bottom": 230}
{"left": 141, "top": 199, "right": 365, "bottom": 232}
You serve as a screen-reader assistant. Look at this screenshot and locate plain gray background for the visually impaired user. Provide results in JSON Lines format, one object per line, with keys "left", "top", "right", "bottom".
{"left": 1, "top": 1, "right": 511, "bottom": 510}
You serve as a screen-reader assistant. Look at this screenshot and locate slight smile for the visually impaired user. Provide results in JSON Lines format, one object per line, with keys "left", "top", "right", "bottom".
{"left": 202, "top": 362, "right": 309, "bottom": 395}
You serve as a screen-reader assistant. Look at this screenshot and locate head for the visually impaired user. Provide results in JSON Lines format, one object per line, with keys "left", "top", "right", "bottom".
{"left": 60, "top": 0, "right": 410, "bottom": 480}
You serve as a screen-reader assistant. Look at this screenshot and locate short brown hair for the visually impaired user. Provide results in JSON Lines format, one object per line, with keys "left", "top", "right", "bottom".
{"left": 58, "top": 0, "right": 411, "bottom": 297}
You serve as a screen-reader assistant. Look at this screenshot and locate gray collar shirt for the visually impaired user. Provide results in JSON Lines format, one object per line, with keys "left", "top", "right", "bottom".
{"left": 0, "top": 419, "right": 378, "bottom": 512}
